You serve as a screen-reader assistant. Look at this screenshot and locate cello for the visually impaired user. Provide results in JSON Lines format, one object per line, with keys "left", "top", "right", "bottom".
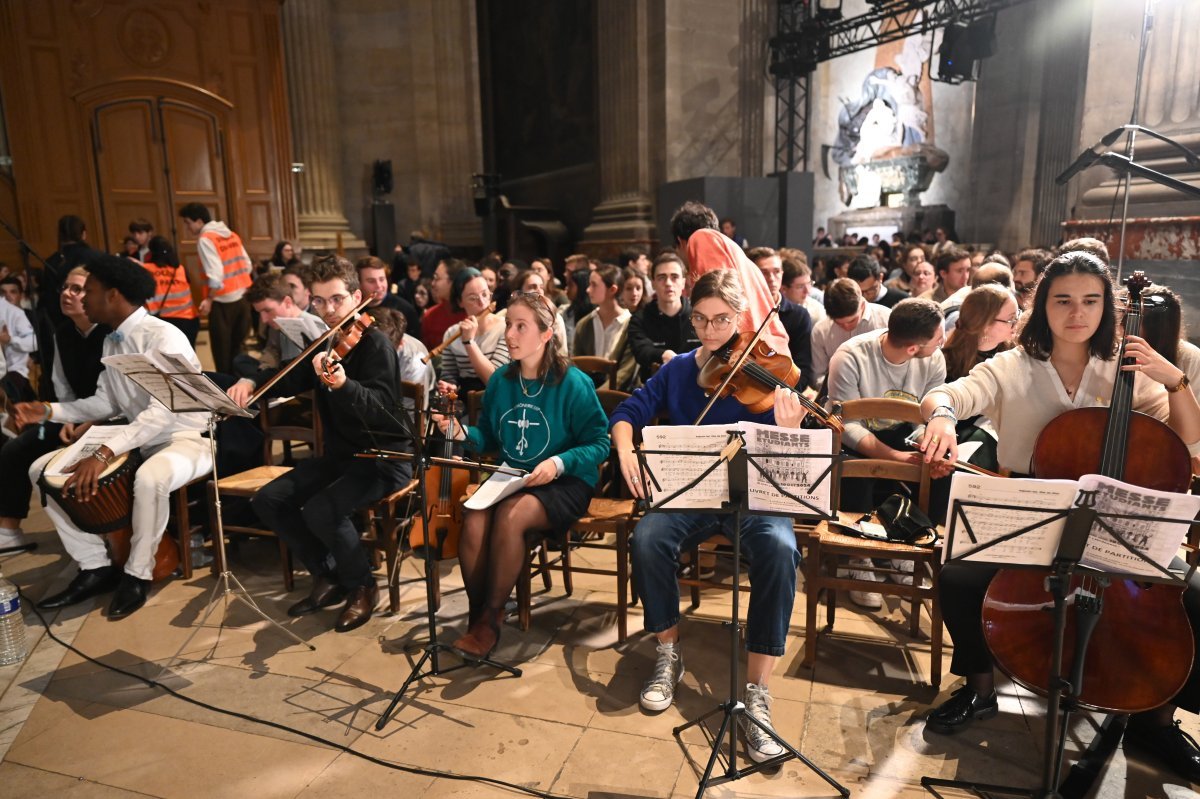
{"left": 407, "top": 388, "right": 467, "bottom": 560}
{"left": 981, "top": 271, "right": 1194, "bottom": 714}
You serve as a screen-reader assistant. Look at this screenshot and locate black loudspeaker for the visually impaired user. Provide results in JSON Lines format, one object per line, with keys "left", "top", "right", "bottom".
{"left": 372, "top": 159, "right": 393, "bottom": 196}
{"left": 370, "top": 201, "right": 396, "bottom": 258}
{"left": 938, "top": 25, "right": 975, "bottom": 82}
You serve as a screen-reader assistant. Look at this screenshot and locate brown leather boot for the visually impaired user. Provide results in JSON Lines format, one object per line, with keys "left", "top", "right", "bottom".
{"left": 333, "top": 583, "right": 378, "bottom": 633}
{"left": 287, "top": 575, "right": 345, "bottom": 617}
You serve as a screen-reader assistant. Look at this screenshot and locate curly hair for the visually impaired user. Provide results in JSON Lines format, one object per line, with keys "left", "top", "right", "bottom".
{"left": 308, "top": 254, "right": 359, "bottom": 293}
{"left": 85, "top": 254, "right": 157, "bottom": 305}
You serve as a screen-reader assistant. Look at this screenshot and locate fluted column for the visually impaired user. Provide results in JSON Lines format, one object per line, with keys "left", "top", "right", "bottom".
{"left": 282, "top": 0, "right": 366, "bottom": 252}
{"left": 580, "top": 0, "right": 660, "bottom": 251}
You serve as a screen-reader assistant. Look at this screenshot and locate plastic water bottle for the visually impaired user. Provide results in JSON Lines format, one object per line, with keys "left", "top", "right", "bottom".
{"left": 0, "top": 570, "right": 27, "bottom": 666}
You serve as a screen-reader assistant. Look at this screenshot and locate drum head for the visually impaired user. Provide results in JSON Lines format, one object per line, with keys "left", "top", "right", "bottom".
{"left": 41, "top": 448, "right": 129, "bottom": 488}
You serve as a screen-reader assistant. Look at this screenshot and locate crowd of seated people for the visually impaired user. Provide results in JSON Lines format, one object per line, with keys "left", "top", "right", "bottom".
{"left": 4, "top": 207, "right": 1200, "bottom": 787}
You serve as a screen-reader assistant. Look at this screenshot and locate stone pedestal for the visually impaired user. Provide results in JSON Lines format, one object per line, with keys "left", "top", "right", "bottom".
{"left": 282, "top": 0, "right": 366, "bottom": 254}
{"left": 829, "top": 205, "right": 955, "bottom": 244}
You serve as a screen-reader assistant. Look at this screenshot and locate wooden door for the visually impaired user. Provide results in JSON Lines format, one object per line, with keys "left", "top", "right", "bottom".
{"left": 92, "top": 99, "right": 171, "bottom": 255}
{"left": 92, "top": 98, "right": 230, "bottom": 297}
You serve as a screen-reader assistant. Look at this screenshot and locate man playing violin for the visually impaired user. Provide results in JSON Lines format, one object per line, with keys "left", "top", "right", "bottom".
{"left": 244, "top": 254, "right": 412, "bottom": 633}
{"left": 611, "top": 269, "right": 809, "bottom": 765}
{"left": 15, "top": 256, "right": 212, "bottom": 618}
{"left": 919, "top": 252, "right": 1200, "bottom": 784}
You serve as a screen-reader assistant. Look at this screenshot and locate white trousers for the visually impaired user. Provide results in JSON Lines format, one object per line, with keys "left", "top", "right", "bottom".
{"left": 30, "top": 435, "right": 213, "bottom": 580}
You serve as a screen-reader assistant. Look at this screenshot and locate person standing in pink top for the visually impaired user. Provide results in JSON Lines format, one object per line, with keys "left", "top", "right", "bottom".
{"left": 670, "top": 202, "right": 790, "bottom": 356}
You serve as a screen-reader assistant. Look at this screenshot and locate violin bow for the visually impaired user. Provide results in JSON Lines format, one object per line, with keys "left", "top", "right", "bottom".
{"left": 245, "top": 295, "right": 374, "bottom": 408}
{"left": 693, "top": 306, "right": 776, "bottom": 425}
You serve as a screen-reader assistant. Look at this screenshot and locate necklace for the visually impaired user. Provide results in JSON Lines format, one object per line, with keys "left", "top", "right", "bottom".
{"left": 519, "top": 372, "right": 545, "bottom": 398}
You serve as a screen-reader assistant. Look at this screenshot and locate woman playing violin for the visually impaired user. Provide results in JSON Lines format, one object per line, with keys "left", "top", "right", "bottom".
{"left": 437, "top": 267, "right": 508, "bottom": 395}
{"left": 610, "top": 269, "right": 808, "bottom": 764}
{"left": 918, "top": 251, "right": 1200, "bottom": 784}
{"left": 435, "top": 292, "right": 609, "bottom": 659}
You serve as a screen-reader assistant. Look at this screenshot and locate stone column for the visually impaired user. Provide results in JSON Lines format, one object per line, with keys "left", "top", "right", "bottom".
{"left": 579, "top": 0, "right": 661, "bottom": 252}
{"left": 281, "top": 0, "right": 366, "bottom": 253}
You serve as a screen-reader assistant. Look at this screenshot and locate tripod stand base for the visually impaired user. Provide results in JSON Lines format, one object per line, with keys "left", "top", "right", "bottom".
{"left": 374, "top": 640, "right": 522, "bottom": 731}
{"left": 674, "top": 700, "right": 850, "bottom": 798}
{"left": 156, "top": 569, "right": 314, "bottom": 680}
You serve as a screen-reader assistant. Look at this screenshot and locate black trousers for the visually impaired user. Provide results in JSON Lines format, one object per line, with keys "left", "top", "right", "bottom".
{"left": 940, "top": 560, "right": 1200, "bottom": 713}
{"left": 207, "top": 297, "right": 251, "bottom": 375}
{"left": 251, "top": 455, "right": 410, "bottom": 591}
{"left": 0, "top": 423, "right": 64, "bottom": 519}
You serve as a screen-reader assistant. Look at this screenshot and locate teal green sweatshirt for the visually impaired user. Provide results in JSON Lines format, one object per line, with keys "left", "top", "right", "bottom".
{"left": 465, "top": 364, "right": 610, "bottom": 486}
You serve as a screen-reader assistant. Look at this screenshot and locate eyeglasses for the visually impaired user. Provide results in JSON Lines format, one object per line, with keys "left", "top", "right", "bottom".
{"left": 654, "top": 273, "right": 684, "bottom": 283}
{"left": 994, "top": 311, "right": 1022, "bottom": 328}
{"left": 310, "top": 294, "right": 350, "bottom": 309}
{"left": 690, "top": 313, "right": 736, "bottom": 332}
{"left": 60, "top": 284, "right": 84, "bottom": 296}
{"left": 463, "top": 289, "right": 492, "bottom": 304}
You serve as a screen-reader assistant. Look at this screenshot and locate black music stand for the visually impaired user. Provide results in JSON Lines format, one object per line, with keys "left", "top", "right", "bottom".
{"left": 90, "top": 353, "right": 315, "bottom": 678}
{"left": 637, "top": 428, "right": 849, "bottom": 799}
{"left": 369, "top": 409, "right": 522, "bottom": 732}
{"left": 922, "top": 491, "right": 1198, "bottom": 799}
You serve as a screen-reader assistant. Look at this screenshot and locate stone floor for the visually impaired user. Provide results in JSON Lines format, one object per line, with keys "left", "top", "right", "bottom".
{"left": 1, "top": 508, "right": 1196, "bottom": 799}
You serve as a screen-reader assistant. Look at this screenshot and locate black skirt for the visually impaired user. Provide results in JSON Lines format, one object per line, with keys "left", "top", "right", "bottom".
{"left": 516, "top": 474, "right": 594, "bottom": 534}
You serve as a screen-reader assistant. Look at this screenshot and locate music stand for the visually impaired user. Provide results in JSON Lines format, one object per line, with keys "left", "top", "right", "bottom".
{"left": 365, "top": 412, "right": 523, "bottom": 732}
{"left": 637, "top": 428, "right": 849, "bottom": 799}
{"left": 921, "top": 491, "right": 1198, "bottom": 799}
{"left": 93, "top": 353, "right": 314, "bottom": 677}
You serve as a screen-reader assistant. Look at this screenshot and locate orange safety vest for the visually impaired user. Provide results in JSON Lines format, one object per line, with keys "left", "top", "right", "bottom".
{"left": 143, "top": 260, "right": 198, "bottom": 319}
{"left": 201, "top": 229, "right": 253, "bottom": 298}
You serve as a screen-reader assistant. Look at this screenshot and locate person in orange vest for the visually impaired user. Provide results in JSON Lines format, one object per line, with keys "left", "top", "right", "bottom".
{"left": 180, "top": 202, "right": 252, "bottom": 373}
{"left": 142, "top": 235, "right": 199, "bottom": 346}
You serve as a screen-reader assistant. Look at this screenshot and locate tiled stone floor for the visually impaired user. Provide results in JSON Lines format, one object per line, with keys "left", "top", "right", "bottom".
{"left": 2, "top": 509, "right": 1196, "bottom": 799}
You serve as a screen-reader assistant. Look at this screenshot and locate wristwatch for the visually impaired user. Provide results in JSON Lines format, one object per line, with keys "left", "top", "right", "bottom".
{"left": 1167, "top": 373, "right": 1191, "bottom": 393}
{"left": 462, "top": 339, "right": 474, "bottom": 347}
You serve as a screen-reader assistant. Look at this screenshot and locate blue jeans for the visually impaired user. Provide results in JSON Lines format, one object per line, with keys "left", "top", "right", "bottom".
{"left": 632, "top": 511, "right": 800, "bottom": 656}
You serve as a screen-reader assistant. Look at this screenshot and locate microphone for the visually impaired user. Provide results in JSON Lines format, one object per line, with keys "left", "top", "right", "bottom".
{"left": 1055, "top": 127, "right": 1127, "bottom": 186}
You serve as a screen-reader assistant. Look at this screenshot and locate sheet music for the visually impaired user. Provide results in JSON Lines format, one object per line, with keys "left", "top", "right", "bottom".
{"left": 944, "top": 473, "right": 1078, "bottom": 565}
{"left": 1077, "top": 473, "right": 1200, "bottom": 577}
{"left": 275, "top": 315, "right": 327, "bottom": 354}
{"left": 43, "top": 425, "right": 132, "bottom": 476}
{"left": 101, "top": 353, "right": 253, "bottom": 418}
{"left": 641, "top": 425, "right": 733, "bottom": 510}
{"left": 462, "top": 463, "right": 530, "bottom": 510}
{"left": 740, "top": 422, "right": 833, "bottom": 515}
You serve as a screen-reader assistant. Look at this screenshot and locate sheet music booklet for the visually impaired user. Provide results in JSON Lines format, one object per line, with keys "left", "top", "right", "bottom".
{"left": 640, "top": 422, "right": 833, "bottom": 515}
{"left": 944, "top": 471, "right": 1200, "bottom": 577}
{"left": 101, "top": 351, "right": 252, "bottom": 418}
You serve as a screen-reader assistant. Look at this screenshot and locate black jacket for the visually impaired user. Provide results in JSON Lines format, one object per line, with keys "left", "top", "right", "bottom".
{"left": 778, "top": 296, "right": 814, "bottom": 390}
{"left": 626, "top": 299, "right": 700, "bottom": 381}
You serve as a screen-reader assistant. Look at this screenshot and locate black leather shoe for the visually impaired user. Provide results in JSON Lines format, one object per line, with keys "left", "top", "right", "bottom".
{"left": 287, "top": 575, "right": 345, "bottom": 618}
{"left": 926, "top": 685, "right": 999, "bottom": 734}
{"left": 37, "top": 566, "right": 120, "bottom": 609}
{"left": 107, "top": 574, "right": 150, "bottom": 619}
{"left": 333, "top": 584, "right": 378, "bottom": 633}
{"left": 1125, "top": 717, "right": 1200, "bottom": 784}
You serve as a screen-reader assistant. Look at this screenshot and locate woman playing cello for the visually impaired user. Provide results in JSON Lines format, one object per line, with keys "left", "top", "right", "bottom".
{"left": 918, "top": 251, "right": 1200, "bottom": 784}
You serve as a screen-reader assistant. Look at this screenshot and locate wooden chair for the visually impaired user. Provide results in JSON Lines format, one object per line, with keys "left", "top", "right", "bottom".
{"left": 515, "top": 388, "right": 638, "bottom": 642}
{"left": 801, "top": 397, "right": 944, "bottom": 689}
{"left": 260, "top": 391, "right": 323, "bottom": 464}
{"left": 571, "top": 355, "right": 619, "bottom": 390}
{"left": 204, "top": 395, "right": 325, "bottom": 590}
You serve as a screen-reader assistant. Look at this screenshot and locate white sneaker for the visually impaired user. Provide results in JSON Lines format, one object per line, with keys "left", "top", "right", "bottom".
{"left": 0, "top": 527, "right": 29, "bottom": 549}
{"left": 640, "top": 642, "right": 685, "bottom": 712}
{"left": 887, "top": 558, "right": 915, "bottom": 585}
{"left": 742, "top": 683, "right": 785, "bottom": 762}
{"left": 838, "top": 557, "right": 883, "bottom": 609}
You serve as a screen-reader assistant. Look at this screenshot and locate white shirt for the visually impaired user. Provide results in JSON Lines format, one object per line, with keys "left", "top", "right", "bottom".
{"left": 0, "top": 296, "right": 36, "bottom": 378}
{"left": 397, "top": 334, "right": 436, "bottom": 407}
{"left": 590, "top": 307, "right": 631, "bottom": 360}
{"left": 49, "top": 307, "right": 207, "bottom": 457}
{"left": 810, "top": 302, "right": 891, "bottom": 388}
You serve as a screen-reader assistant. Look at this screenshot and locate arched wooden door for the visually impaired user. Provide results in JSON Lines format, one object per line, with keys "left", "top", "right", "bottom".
{"left": 91, "top": 98, "right": 231, "bottom": 295}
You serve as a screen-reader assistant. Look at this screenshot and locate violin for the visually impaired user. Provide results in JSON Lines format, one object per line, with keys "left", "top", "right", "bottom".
{"left": 981, "top": 271, "right": 1194, "bottom": 713}
{"left": 696, "top": 330, "right": 844, "bottom": 432}
{"left": 318, "top": 312, "right": 374, "bottom": 387}
{"left": 408, "top": 389, "right": 467, "bottom": 560}
{"left": 423, "top": 302, "right": 497, "bottom": 364}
